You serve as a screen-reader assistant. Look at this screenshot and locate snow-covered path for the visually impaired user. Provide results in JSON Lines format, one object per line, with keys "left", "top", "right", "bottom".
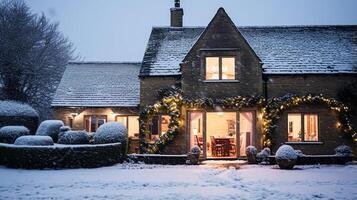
{"left": 0, "top": 164, "right": 356, "bottom": 200}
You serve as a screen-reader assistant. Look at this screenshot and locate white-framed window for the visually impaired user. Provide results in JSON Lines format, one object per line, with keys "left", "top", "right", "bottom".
{"left": 205, "top": 56, "right": 235, "bottom": 80}
{"left": 288, "top": 113, "right": 318, "bottom": 142}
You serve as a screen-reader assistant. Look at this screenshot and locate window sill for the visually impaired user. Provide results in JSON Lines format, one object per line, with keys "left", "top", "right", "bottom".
{"left": 202, "top": 80, "right": 240, "bottom": 83}
{"left": 285, "top": 142, "right": 324, "bottom": 145}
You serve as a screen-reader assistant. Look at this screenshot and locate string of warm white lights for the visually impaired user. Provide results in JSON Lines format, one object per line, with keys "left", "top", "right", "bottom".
{"left": 139, "top": 91, "right": 357, "bottom": 154}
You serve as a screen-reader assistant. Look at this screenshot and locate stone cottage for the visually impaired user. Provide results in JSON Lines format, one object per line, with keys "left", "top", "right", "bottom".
{"left": 52, "top": 2, "right": 357, "bottom": 158}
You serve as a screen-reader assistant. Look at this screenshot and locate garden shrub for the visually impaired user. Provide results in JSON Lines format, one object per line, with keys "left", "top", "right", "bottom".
{"left": 14, "top": 135, "right": 54, "bottom": 146}
{"left": 93, "top": 122, "right": 127, "bottom": 144}
{"left": 0, "top": 126, "right": 30, "bottom": 144}
{"left": 335, "top": 145, "right": 353, "bottom": 157}
{"left": 36, "top": 120, "right": 64, "bottom": 142}
{"left": 275, "top": 145, "right": 297, "bottom": 169}
{"left": 58, "top": 131, "right": 90, "bottom": 145}
{"left": 256, "top": 147, "right": 271, "bottom": 164}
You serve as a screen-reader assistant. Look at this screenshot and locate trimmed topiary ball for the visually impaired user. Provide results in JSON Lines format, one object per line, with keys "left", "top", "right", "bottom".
{"left": 58, "top": 131, "right": 90, "bottom": 144}
{"left": 275, "top": 145, "right": 297, "bottom": 169}
{"left": 36, "top": 120, "right": 64, "bottom": 142}
{"left": 93, "top": 122, "right": 127, "bottom": 144}
{"left": 335, "top": 145, "right": 353, "bottom": 157}
{"left": 14, "top": 135, "right": 54, "bottom": 146}
{"left": 0, "top": 126, "right": 30, "bottom": 144}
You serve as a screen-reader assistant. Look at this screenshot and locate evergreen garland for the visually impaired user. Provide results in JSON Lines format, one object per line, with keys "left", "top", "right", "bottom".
{"left": 139, "top": 91, "right": 357, "bottom": 154}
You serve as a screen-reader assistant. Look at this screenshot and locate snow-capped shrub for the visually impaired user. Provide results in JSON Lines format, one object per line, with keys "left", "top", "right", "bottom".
{"left": 93, "top": 122, "right": 127, "bottom": 144}
{"left": 256, "top": 147, "right": 271, "bottom": 164}
{"left": 335, "top": 145, "right": 353, "bottom": 157}
{"left": 246, "top": 146, "right": 257, "bottom": 164}
{"left": 186, "top": 145, "right": 201, "bottom": 165}
{"left": 14, "top": 136, "right": 54, "bottom": 146}
{"left": 36, "top": 120, "right": 64, "bottom": 142}
{"left": 58, "top": 131, "right": 90, "bottom": 144}
{"left": 276, "top": 145, "right": 297, "bottom": 160}
{"left": 0, "top": 101, "right": 38, "bottom": 117}
{"left": 59, "top": 126, "right": 71, "bottom": 133}
{"left": 190, "top": 145, "right": 201, "bottom": 154}
{"left": 246, "top": 146, "right": 257, "bottom": 155}
{"left": 295, "top": 149, "right": 305, "bottom": 157}
{"left": 0, "top": 126, "right": 30, "bottom": 144}
{"left": 275, "top": 145, "right": 297, "bottom": 169}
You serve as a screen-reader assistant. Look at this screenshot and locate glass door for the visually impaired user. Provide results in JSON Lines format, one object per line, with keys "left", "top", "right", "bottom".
{"left": 239, "top": 112, "right": 254, "bottom": 156}
{"left": 189, "top": 112, "right": 204, "bottom": 155}
{"left": 206, "top": 112, "right": 237, "bottom": 158}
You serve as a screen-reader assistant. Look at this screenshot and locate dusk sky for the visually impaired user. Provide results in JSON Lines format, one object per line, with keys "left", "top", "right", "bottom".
{"left": 26, "top": 0, "right": 357, "bottom": 62}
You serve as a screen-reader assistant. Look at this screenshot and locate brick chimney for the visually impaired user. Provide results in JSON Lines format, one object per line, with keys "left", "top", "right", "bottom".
{"left": 170, "top": 0, "right": 184, "bottom": 27}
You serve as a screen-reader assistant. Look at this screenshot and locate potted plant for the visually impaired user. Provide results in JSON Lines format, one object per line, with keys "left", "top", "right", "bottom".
{"left": 275, "top": 145, "right": 298, "bottom": 169}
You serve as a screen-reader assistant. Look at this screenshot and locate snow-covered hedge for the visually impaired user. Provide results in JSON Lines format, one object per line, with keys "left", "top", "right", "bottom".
{"left": 0, "top": 143, "right": 123, "bottom": 169}
{"left": 0, "top": 126, "right": 30, "bottom": 144}
{"left": 36, "top": 120, "right": 64, "bottom": 142}
{"left": 0, "top": 101, "right": 38, "bottom": 117}
{"left": 93, "top": 122, "right": 127, "bottom": 144}
{"left": 335, "top": 145, "right": 353, "bottom": 157}
{"left": 0, "top": 101, "right": 39, "bottom": 134}
{"left": 246, "top": 146, "right": 258, "bottom": 164}
{"left": 58, "top": 131, "right": 90, "bottom": 145}
{"left": 14, "top": 136, "right": 54, "bottom": 146}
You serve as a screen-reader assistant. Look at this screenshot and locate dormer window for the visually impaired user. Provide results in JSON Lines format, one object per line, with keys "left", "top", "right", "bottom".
{"left": 205, "top": 56, "right": 235, "bottom": 80}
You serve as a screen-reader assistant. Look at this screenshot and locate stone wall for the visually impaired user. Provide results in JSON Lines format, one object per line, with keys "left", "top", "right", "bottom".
{"left": 140, "top": 76, "right": 181, "bottom": 107}
{"left": 265, "top": 74, "right": 357, "bottom": 99}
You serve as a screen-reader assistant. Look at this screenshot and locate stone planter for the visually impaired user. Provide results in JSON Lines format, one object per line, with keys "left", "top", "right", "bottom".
{"left": 276, "top": 158, "right": 297, "bottom": 169}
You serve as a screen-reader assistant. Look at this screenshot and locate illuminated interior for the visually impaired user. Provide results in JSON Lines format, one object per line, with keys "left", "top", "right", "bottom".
{"left": 189, "top": 112, "right": 204, "bottom": 154}
{"left": 288, "top": 113, "right": 318, "bottom": 142}
{"left": 205, "top": 57, "right": 219, "bottom": 80}
{"left": 84, "top": 115, "right": 107, "bottom": 132}
{"left": 206, "top": 112, "right": 237, "bottom": 158}
{"left": 239, "top": 112, "right": 254, "bottom": 156}
{"left": 222, "top": 57, "right": 235, "bottom": 80}
{"left": 115, "top": 115, "right": 140, "bottom": 138}
{"left": 304, "top": 114, "right": 318, "bottom": 141}
{"left": 288, "top": 114, "right": 302, "bottom": 142}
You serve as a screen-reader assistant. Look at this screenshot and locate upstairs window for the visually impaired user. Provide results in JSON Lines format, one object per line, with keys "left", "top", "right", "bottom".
{"left": 205, "top": 57, "right": 235, "bottom": 80}
{"left": 288, "top": 113, "right": 318, "bottom": 142}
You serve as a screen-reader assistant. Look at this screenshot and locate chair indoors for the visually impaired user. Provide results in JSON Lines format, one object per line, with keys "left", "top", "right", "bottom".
{"left": 210, "top": 136, "right": 223, "bottom": 157}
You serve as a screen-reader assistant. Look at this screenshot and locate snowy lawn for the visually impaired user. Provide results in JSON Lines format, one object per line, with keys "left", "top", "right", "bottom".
{"left": 0, "top": 163, "right": 356, "bottom": 200}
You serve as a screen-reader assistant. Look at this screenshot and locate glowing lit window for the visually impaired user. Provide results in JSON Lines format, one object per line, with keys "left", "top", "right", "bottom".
{"left": 205, "top": 57, "right": 219, "bottom": 80}
{"left": 287, "top": 113, "right": 318, "bottom": 142}
{"left": 222, "top": 57, "right": 235, "bottom": 80}
{"left": 205, "top": 56, "right": 235, "bottom": 80}
{"left": 304, "top": 114, "right": 318, "bottom": 141}
{"left": 115, "top": 115, "right": 140, "bottom": 138}
{"left": 84, "top": 115, "right": 107, "bottom": 132}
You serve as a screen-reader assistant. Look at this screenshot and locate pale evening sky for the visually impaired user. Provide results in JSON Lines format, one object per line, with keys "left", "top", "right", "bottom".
{"left": 25, "top": 0, "right": 357, "bottom": 62}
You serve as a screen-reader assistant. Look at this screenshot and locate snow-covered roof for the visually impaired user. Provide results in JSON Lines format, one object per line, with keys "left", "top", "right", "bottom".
{"left": 52, "top": 62, "right": 141, "bottom": 107}
{"left": 140, "top": 26, "right": 357, "bottom": 76}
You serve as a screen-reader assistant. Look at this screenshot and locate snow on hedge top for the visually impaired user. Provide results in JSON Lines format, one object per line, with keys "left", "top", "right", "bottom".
{"left": 275, "top": 145, "right": 298, "bottom": 160}
{"left": 93, "top": 122, "right": 127, "bottom": 144}
{"left": 0, "top": 101, "right": 38, "bottom": 117}
{"left": 141, "top": 26, "right": 357, "bottom": 76}
{"left": 52, "top": 62, "right": 141, "bottom": 107}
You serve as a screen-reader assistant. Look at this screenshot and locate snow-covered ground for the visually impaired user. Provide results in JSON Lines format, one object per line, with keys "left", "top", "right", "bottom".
{"left": 0, "top": 163, "right": 356, "bottom": 200}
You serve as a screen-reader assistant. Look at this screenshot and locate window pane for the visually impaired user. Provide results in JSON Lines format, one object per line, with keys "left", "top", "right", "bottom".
{"left": 161, "top": 115, "right": 171, "bottom": 135}
{"left": 91, "top": 116, "right": 96, "bottom": 132}
{"left": 128, "top": 116, "right": 139, "bottom": 138}
{"left": 116, "top": 116, "right": 127, "bottom": 128}
{"left": 222, "top": 57, "right": 235, "bottom": 80}
{"left": 304, "top": 114, "right": 318, "bottom": 141}
{"left": 206, "top": 57, "right": 219, "bottom": 80}
{"left": 287, "top": 114, "right": 302, "bottom": 142}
